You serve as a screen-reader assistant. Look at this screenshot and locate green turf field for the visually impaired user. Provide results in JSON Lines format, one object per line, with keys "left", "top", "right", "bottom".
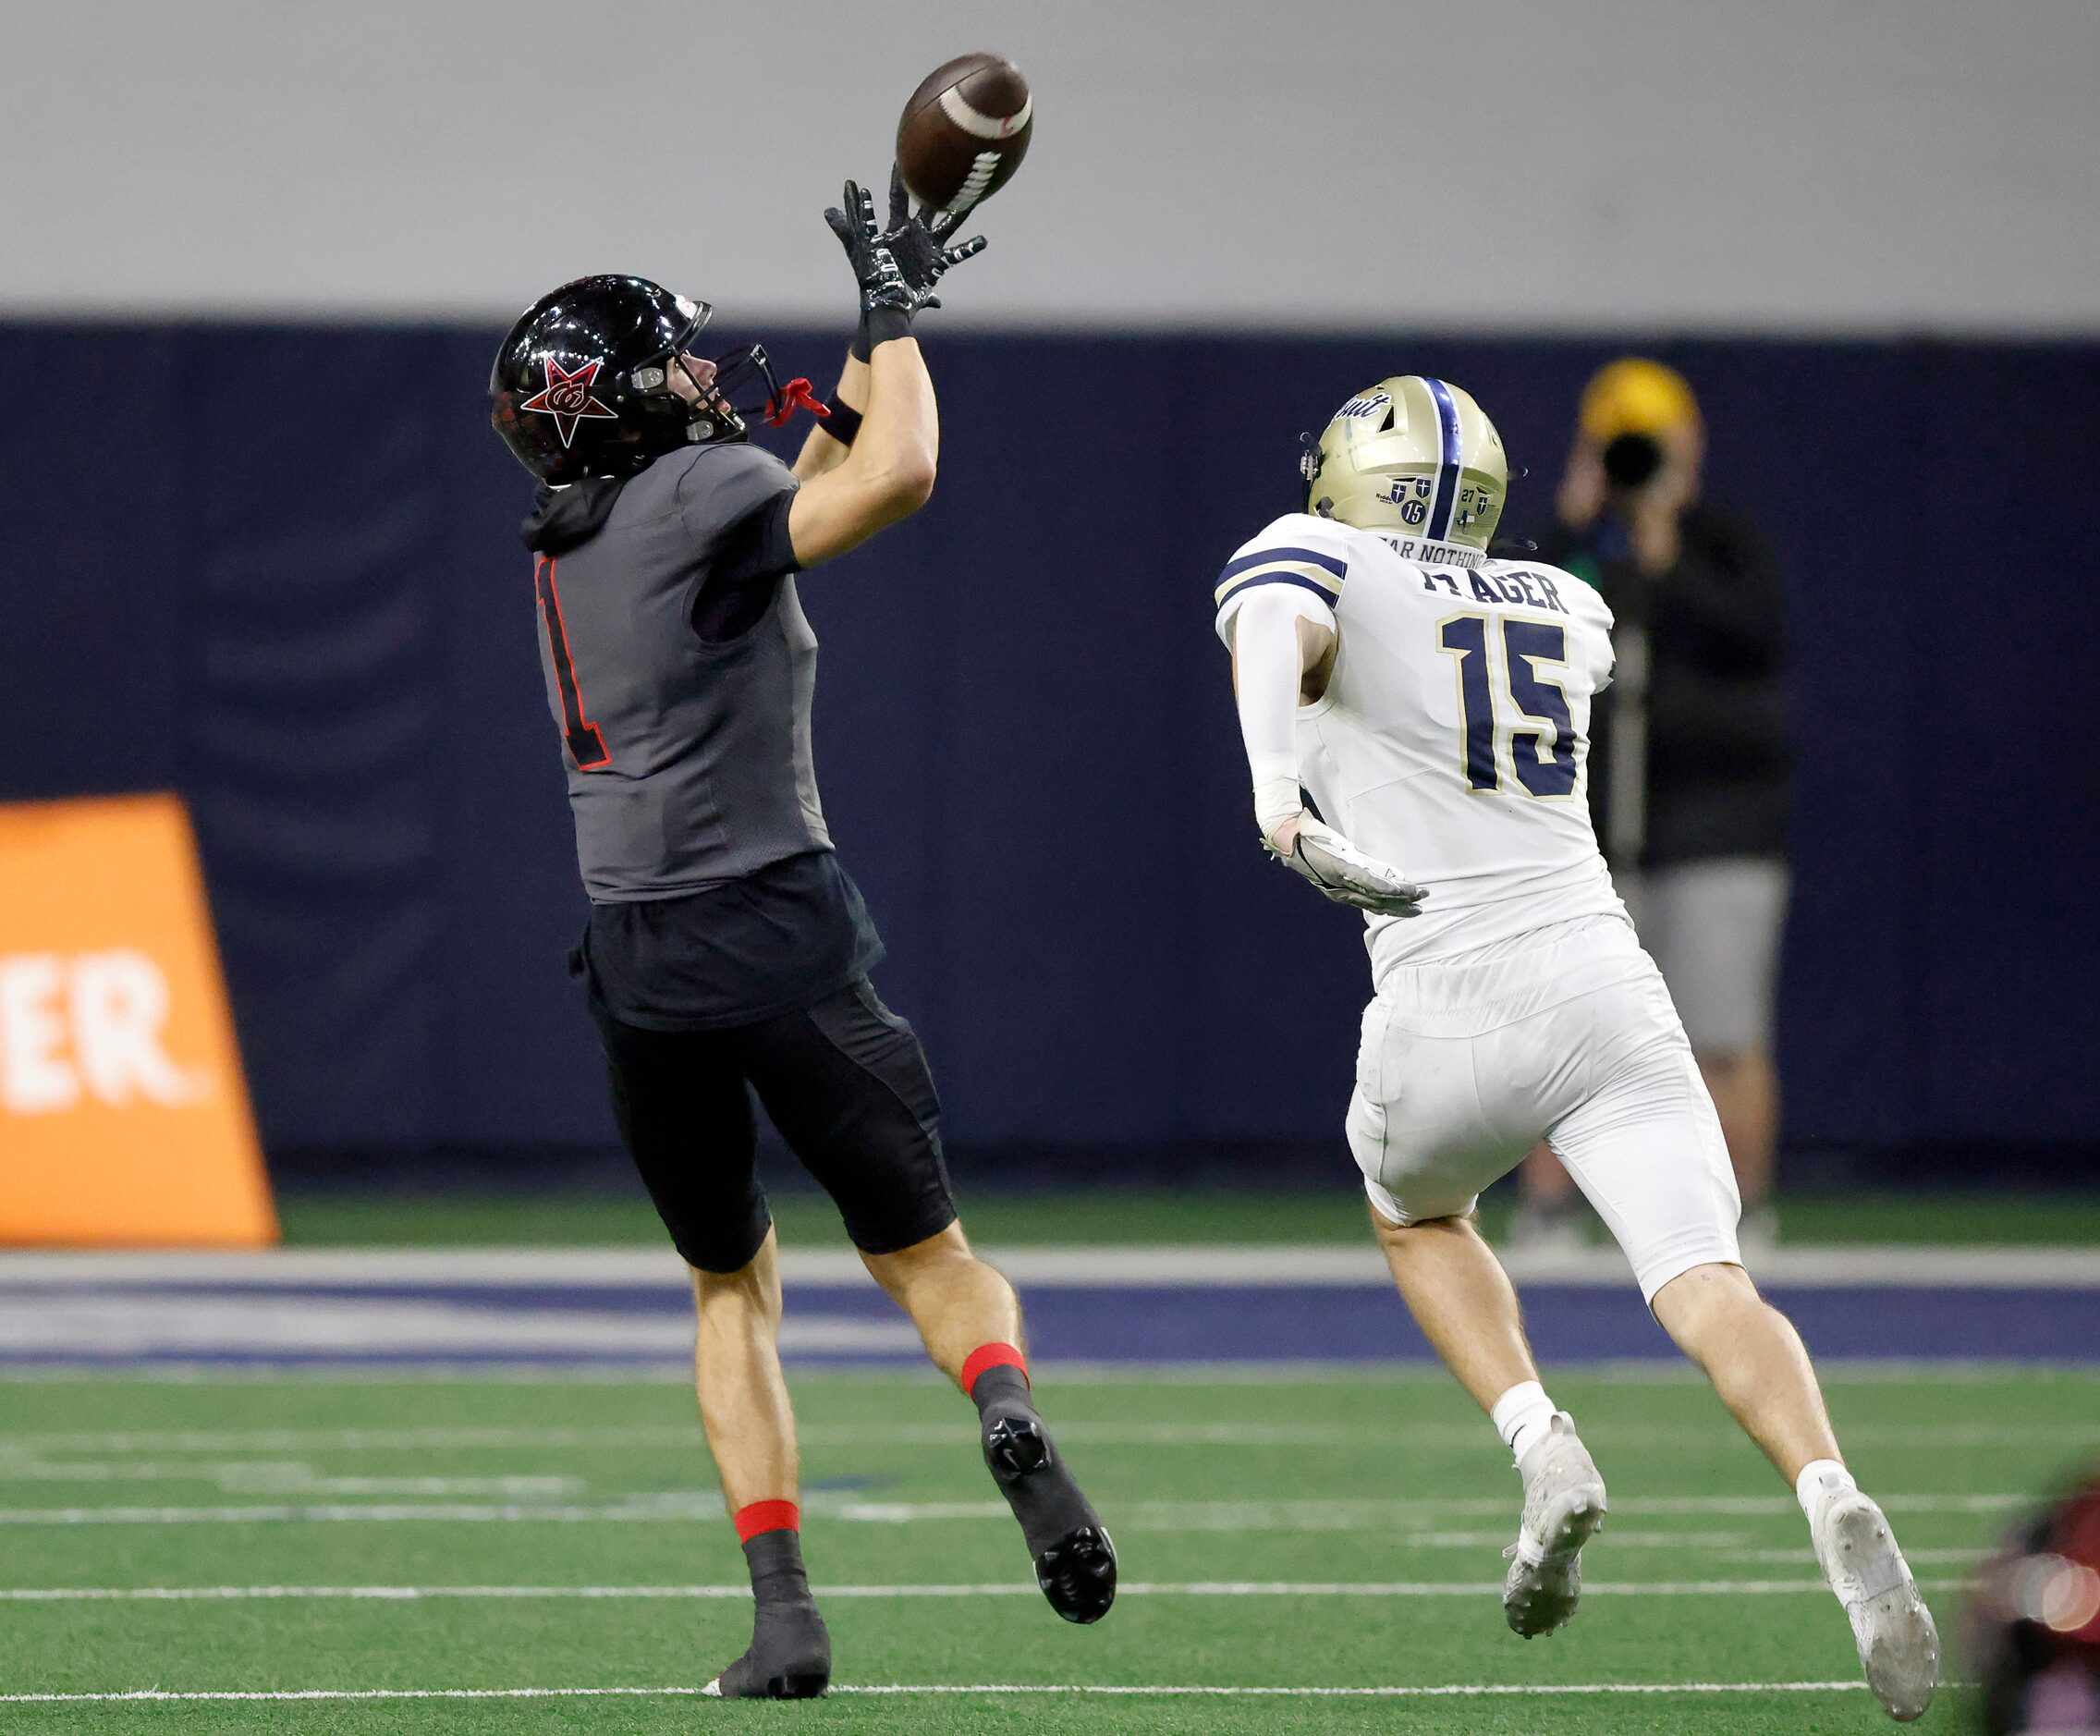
{"left": 275, "top": 1186, "right": 2100, "bottom": 1249}
{"left": 6, "top": 1365, "right": 2093, "bottom": 1731}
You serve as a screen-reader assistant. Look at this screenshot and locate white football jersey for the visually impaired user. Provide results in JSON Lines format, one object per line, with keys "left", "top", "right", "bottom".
{"left": 1215, "top": 512, "right": 1628, "bottom": 976}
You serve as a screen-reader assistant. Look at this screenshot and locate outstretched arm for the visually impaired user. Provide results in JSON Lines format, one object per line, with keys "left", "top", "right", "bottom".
{"left": 1226, "top": 586, "right": 1424, "bottom": 919}
{"left": 788, "top": 172, "right": 986, "bottom": 543}
{"left": 1229, "top": 586, "right": 1336, "bottom": 855}
{"left": 787, "top": 332, "right": 935, "bottom": 569}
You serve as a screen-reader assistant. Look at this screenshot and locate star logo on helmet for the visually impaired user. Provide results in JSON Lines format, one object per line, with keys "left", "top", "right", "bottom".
{"left": 519, "top": 357, "right": 618, "bottom": 447}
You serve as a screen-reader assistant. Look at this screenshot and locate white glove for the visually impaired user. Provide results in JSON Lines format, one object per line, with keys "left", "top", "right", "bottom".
{"left": 1267, "top": 817, "right": 1426, "bottom": 918}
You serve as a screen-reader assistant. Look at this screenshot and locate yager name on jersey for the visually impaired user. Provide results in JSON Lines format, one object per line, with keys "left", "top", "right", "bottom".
{"left": 1419, "top": 566, "right": 1570, "bottom": 615}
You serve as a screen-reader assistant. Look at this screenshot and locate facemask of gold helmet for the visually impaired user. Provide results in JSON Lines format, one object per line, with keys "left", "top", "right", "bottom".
{"left": 1299, "top": 375, "right": 1508, "bottom": 555}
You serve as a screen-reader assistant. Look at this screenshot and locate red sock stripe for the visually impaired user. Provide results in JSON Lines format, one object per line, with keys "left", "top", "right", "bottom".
{"left": 732, "top": 1498, "right": 800, "bottom": 1543}
{"left": 961, "top": 1341, "right": 1029, "bottom": 1395}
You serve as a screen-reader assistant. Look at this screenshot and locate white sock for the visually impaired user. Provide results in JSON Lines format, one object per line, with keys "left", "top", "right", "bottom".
{"left": 1491, "top": 1380, "right": 1558, "bottom": 1465}
{"left": 1795, "top": 1458, "right": 1858, "bottom": 1531}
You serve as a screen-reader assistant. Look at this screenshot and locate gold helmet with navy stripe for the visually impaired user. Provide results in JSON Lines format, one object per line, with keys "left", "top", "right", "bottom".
{"left": 1300, "top": 375, "right": 1508, "bottom": 553}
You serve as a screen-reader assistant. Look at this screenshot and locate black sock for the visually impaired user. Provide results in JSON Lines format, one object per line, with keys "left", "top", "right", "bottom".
{"left": 744, "top": 1527, "right": 813, "bottom": 1607}
{"left": 971, "top": 1364, "right": 1035, "bottom": 1424}
{"left": 971, "top": 1368, "right": 1097, "bottom": 1555}
{"left": 711, "top": 1529, "right": 829, "bottom": 1698}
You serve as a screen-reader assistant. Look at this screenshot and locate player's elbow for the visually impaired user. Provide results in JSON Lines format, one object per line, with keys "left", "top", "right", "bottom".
{"left": 842, "top": 459, "right": 933, "bottom": 540}
{"left": 876, "top": 454, "right": 936, "bottom": 520}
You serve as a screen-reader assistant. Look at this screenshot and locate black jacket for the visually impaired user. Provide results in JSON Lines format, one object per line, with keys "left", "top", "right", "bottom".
{"left": 1539, "top": 501, "right": 1791, "bottom": 868}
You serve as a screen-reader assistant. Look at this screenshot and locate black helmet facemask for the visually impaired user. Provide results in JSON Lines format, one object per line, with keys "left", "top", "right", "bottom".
{"left": 639, "top": 301, "right": 822, "bottom": 442}
{"left": 708, "top": 342, "right": 824, "bottom": 428}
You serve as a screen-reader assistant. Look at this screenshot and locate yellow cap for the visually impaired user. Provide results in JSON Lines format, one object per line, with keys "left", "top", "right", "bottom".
{"left": 1579, "top": 358, "right": 1700, "bottom": 444}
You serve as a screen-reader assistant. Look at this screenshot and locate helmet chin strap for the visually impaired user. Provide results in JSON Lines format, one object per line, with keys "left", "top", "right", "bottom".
{"left": 702, "top": 344, "right": 827, "bottom": 434}
{"left": 1299, "top": 431, "right": 1324, "bottom": 511}
{"left": 760, "top": 375, "right": 827, "bottom": 426}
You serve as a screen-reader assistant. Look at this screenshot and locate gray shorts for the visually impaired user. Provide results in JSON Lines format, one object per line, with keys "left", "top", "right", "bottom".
{"left": 1619, "top": 859, "right": 1788, "bottom": 1057}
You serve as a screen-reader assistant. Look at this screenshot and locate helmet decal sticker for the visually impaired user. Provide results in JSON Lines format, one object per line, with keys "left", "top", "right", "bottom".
{"left": 489, "top": 277, "right": 743, "bottom": 483}
{"left": 519, "top": 357, "right": 619, "bottom": 447}
{"left": 1374, "top": 475, "right": 1432, "bottom": 525}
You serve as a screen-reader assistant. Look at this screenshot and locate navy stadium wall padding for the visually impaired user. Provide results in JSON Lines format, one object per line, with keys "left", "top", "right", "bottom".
{"left": 6, "top": 323, "right": 2098, "bottom": 1182}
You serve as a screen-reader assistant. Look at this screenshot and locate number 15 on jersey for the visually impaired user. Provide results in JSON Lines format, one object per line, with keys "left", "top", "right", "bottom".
{"left": 1436, "top": 615, "right": 1580, "bottom": 799}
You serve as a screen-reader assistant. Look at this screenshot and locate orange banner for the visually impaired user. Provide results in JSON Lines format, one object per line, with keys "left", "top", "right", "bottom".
{"left": 0, "top": 794, "right": 276, "bottom": 1247}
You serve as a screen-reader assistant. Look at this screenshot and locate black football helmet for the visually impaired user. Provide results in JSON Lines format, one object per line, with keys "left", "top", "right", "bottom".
{"left": 490, "top": 275, "right": 816, "bottom": 485}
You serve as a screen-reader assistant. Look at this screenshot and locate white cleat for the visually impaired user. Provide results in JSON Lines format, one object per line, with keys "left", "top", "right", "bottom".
{"left": 1814, "top": 1492, "right": 1940, "bottom": 1721}
{"left": 1502, "top": 1413, "right": 1607, "bottom": 1637}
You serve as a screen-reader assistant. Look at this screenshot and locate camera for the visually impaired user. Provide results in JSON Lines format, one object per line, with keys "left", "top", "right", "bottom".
{"left": 1602, "top": 430, "right": 1665, "bottom": 491}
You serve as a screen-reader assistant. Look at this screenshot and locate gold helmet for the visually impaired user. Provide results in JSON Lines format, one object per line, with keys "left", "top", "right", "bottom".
{"left": 1300, "top": 375, "right": 1508, "bottom": 553}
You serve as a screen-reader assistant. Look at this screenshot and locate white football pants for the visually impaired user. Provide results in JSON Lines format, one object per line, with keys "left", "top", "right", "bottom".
{"left": 1347, "top": 913, "right": 1742, "bottom": 1302}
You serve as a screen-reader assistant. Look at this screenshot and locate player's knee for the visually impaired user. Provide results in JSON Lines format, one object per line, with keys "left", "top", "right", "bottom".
{"left": 1652, "top": 1258, "right": 1762, "bottom": 1333}
{"left": 1369, "top": 1203, "right": 1478, "bottom": 1246}
{"left": 682, "top": 1209, "right": 776, "bottom": 1287}
{"left": 861, "top": 1219, "right": 979, "bottom": 1292}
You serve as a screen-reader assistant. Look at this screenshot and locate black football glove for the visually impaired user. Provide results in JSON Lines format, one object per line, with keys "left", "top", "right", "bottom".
{"left": 877, "top": 166, "right": 988, "bottom": 304}
{"left": 824, "top": 179, "right": 924, "bottom": 322}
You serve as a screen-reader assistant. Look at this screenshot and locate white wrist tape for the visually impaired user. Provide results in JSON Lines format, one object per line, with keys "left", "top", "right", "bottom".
{"left": 1252, "top": 774, "right": 1303, "bottom": 837}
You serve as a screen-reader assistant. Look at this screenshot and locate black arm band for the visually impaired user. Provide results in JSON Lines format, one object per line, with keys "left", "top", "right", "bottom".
{"left": 821, "top": 398, "right": 864, "bottom": 446}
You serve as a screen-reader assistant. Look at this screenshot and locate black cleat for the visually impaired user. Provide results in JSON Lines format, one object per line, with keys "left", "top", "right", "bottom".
{"left": 702, "top": 1608, "right": 831, "bottom": 1700}
{"left": 981, "top": 1411, "right": 1118, "bottom": 1624}
{"left": 703, "top": 1535, "right": 831, "bottom": 1700}
{"left": 1033, "top": 1522, "right": 1119, "bottom": 1624}
{"left": 702, "top": 1664, "right": 830, "bottom": 1700}
{"left": 984, "top": 1413, "right": 1053, "bottom": 1478}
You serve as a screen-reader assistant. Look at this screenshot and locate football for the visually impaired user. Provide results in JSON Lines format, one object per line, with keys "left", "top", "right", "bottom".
{"left": 895, "top": 53, "right": 1032, "bottom": 216}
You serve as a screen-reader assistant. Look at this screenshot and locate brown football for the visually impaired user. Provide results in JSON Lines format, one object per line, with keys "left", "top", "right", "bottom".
{"left": 895, "top": 53, "right": 1032, "bottom": 216}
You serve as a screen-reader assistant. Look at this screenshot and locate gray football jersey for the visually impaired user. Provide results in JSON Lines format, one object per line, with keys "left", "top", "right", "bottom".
{"left": 531, "top": 443, "right": 832, "bottom": 901}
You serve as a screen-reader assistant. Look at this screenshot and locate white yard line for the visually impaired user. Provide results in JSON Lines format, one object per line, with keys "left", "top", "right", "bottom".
{"left": 859, "top": 1680, "right": 1887, "bottom": 1695}
{"left": 0, "top": 1498, "right": 727, "bottom": 1524}
{"left": 3, "top": 1243, "right": 2097, "bottom": 1288}
{"left": 0, "top": 1579, "right": 1977, "bottom": 1602}
{"left": 1626, "top": 1492, "right": 2026, "bottom": 1514}
{"left": 0, "top": 1424, "right": 709, "bottom": 1453}
{"left": 0, "top": 1680, "right": 1893, "bottom": 1704}
{"left": 0, "top": 1490, "right": 2030, "bottom": 1526}
{"left": 0, "top": 1418, "right": 2082, "bottom": 1457}
{"left": 0, "top": 1463, "right": 587, "bottom": 1495}
{"left": 0, "top": 1294, "right": 915, "bottom": 1359}
{"left": 0, "top": 1363, "right": 703, "bottom": 1386}
{"left": 826, "top": 1493, "right": 2028, "bottom": 1525}
{"left": 0, "top": 1484, "right": 1728, "bottom": 1549}
{"left": 1728, "top": 1546, "right": 1989, "bottom": 1565}
{"left": 0, "top": 1357, "right": 2092, "bottom": 1386}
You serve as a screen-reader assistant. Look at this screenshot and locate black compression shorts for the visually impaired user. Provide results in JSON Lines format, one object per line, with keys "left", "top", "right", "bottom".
{"left": 590, "top": 977, "right": 958, "bottom": 1274}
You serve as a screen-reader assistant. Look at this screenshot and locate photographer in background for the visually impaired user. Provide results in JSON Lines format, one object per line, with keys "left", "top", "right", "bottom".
{"left": 1513, "top": 359, "right": 1793, "bottom": 1250}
